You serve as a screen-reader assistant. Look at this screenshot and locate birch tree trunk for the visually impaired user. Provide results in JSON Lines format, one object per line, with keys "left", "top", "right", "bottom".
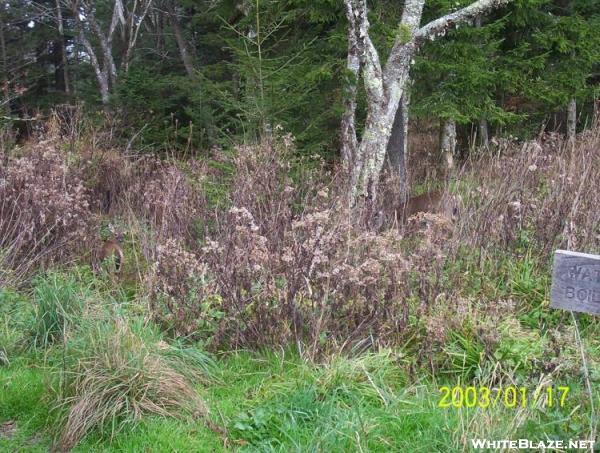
{"left": 340, "top": 0, "right": 362, "bottom": 168}
{"left": 71, "top": 1, "right": 116, "bottom": 106}
{"left": 440, "top": 119, "right": 456, "bottom": 179}
{"left": 77, "top": 28, "right": 111, "bottom": 106}
{"left": 168, "top": 4, "right": 196, "bottom": 79}
{"left": 71, "top": 0, "right": 152, "bottom": 105}
{"left": 341, "top": 0, "right": 512, "bottom": 205}
{"left": 123, "top": 0, "right": 154, "bottom": 72}
{"left": 567, "top": 98, "right": 576, "bottom": 141}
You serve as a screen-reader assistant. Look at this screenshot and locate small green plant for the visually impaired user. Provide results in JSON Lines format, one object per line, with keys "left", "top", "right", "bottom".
{"left": 493, "top": 318, "right": 545, "bottom": 372}
{"left": 443, "top": 331, "right": 485, "bottom": 378}
{"left": 507, "top": 252, "right": 547, "bottom": 306}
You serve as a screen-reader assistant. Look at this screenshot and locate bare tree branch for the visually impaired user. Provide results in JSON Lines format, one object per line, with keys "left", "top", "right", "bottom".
{"left": 415, "top": 0, "right": 511, "bottom": 42}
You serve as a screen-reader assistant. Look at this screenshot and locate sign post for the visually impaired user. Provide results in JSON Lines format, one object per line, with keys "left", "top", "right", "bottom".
{"left": 550, "top": 249, "right": 598, "bottom": 442}
{"left": 550, "top": 249, "right": 600, "bottom": 316}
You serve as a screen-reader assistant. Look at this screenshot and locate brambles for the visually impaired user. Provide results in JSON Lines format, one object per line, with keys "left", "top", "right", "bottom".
{"left": 1, "top": 124, "right": 600, "bottom": 450}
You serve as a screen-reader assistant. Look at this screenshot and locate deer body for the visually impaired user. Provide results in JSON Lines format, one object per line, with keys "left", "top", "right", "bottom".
{"left": 93, "top": 237, "right": 124, "bottom": 274}
{"left": 402, "top": 190, "right": 460, "bottom": 220}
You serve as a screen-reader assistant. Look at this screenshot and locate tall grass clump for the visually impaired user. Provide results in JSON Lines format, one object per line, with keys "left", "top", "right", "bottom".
{"left": 31, "top": 271, "right": 91, "bottom": 349}
{"left": 53, "top": 316, "right": 212, "bottom": 451}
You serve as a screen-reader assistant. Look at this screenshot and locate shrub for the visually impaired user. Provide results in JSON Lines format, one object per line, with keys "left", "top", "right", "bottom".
{"left": 147, "top": 134, "right": 423, "bottom": 351}
{"left": 146, "top": 238, "right": 222, "bottom": 339}
{"left": 0, "top": 140, "right": 95, "bottom": 286}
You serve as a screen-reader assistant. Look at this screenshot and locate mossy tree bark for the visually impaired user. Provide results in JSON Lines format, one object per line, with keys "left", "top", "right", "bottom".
{"left": 341, "top": 0, "right": 513, "bottom": 206}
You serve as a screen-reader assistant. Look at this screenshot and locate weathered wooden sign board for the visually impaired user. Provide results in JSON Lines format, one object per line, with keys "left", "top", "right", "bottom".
{"left": 550, "top": 250, "right": 600, "bottom": 316}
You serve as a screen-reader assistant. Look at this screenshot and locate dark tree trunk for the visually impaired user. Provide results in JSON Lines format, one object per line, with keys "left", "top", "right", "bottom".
{"left": 479, "top": 118, "right": 489, "bottom": 148}
{"left": 386, "top": 92, "right": 409, "bottom": 200}
{"left": 0, "top": 17, "right": 9, "bottom": 109}
{"left": 55, "top": 0, "right": 70, "bottom": 94}
{"left": 53, "top": 40, "right": 66, "bottom": 92}
{"left": 440, "top": 119, "right": 456, "bottom": 180}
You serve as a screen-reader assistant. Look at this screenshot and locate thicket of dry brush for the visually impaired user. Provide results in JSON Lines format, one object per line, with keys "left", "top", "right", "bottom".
{"left": 2, "top": 116, "right": 599, "bottom": 353}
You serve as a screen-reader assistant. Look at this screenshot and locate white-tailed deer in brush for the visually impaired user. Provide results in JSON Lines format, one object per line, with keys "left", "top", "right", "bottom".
{"left": 92, "top": 230, "right": 124, "bottom": 274}
{"left": 402, "top": 190, "right": 461, "bottom": 221}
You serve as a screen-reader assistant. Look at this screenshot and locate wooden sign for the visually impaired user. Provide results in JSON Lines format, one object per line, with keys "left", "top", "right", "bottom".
{"left": 550, "top": 250, "right": 600, "bottom": 316}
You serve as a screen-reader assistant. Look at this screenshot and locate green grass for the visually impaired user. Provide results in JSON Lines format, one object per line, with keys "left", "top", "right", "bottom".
{"left": 0, "top": 358, "right": 52, "bottom": 452}
{"left": 1, "top": 251, "right": 599, "bottom": 451}
{"left": 1, "top": 348, "right": 597, "bottom": 452}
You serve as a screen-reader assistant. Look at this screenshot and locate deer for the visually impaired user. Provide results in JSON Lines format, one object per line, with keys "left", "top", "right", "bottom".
{"left": 92, "top": 227, "right": 124, "bottom": 275}
{"left": 401, "top": 189, "right": 462, "bottom": 222}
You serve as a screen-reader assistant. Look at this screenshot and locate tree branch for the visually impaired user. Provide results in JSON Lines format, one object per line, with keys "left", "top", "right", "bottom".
{"left": 349, "top": 0, "right": 383, "bottom": 104}
{"left": 415, "top": 0, "right": 511, "bottom": 43}
{"left": 383, "top": 0, "right": 423, "bottom": 97}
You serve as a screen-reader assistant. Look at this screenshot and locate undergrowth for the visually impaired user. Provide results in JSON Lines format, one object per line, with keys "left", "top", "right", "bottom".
{"left": 1, "top": 121, "right": 599, "bottom": 450}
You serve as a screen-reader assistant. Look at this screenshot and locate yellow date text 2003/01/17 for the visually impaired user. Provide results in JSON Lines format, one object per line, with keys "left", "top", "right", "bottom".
{"left": 438, "top": 386, "right": 570, "bottom": 409}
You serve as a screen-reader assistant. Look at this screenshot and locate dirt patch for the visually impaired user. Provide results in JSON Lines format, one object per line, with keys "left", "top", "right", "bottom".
{"left": 27, "top": 432, "right": 43, "bottom": 445}
{"left": 0, "top": 420, "right": 17, "bottom": 439}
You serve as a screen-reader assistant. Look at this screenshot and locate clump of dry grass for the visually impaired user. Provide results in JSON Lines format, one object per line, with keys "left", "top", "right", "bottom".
{"left": 54, "top": 316, "right": 209, "bottom": 451}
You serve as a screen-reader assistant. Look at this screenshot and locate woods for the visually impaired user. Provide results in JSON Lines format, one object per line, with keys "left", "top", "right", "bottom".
{"left": 2, "top": 0, "right": 598, "bottom": 160}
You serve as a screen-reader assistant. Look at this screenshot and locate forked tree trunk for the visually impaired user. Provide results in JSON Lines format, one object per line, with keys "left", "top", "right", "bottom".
{"left": 341, "top": 0, "right": 512, "bottom": 205}
{"left": 123, "top": 0, "right": 154, "bottom": 72}
{"left": 71, "top": 0, "right": 152, "bottom": 104}
{"left": 567, "top": 98, "right": 576, "bottom": 141}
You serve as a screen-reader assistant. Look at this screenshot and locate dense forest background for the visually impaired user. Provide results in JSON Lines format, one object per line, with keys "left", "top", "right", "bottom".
{"left": 2, "top": 0, "right": 599, "bottom": 158}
